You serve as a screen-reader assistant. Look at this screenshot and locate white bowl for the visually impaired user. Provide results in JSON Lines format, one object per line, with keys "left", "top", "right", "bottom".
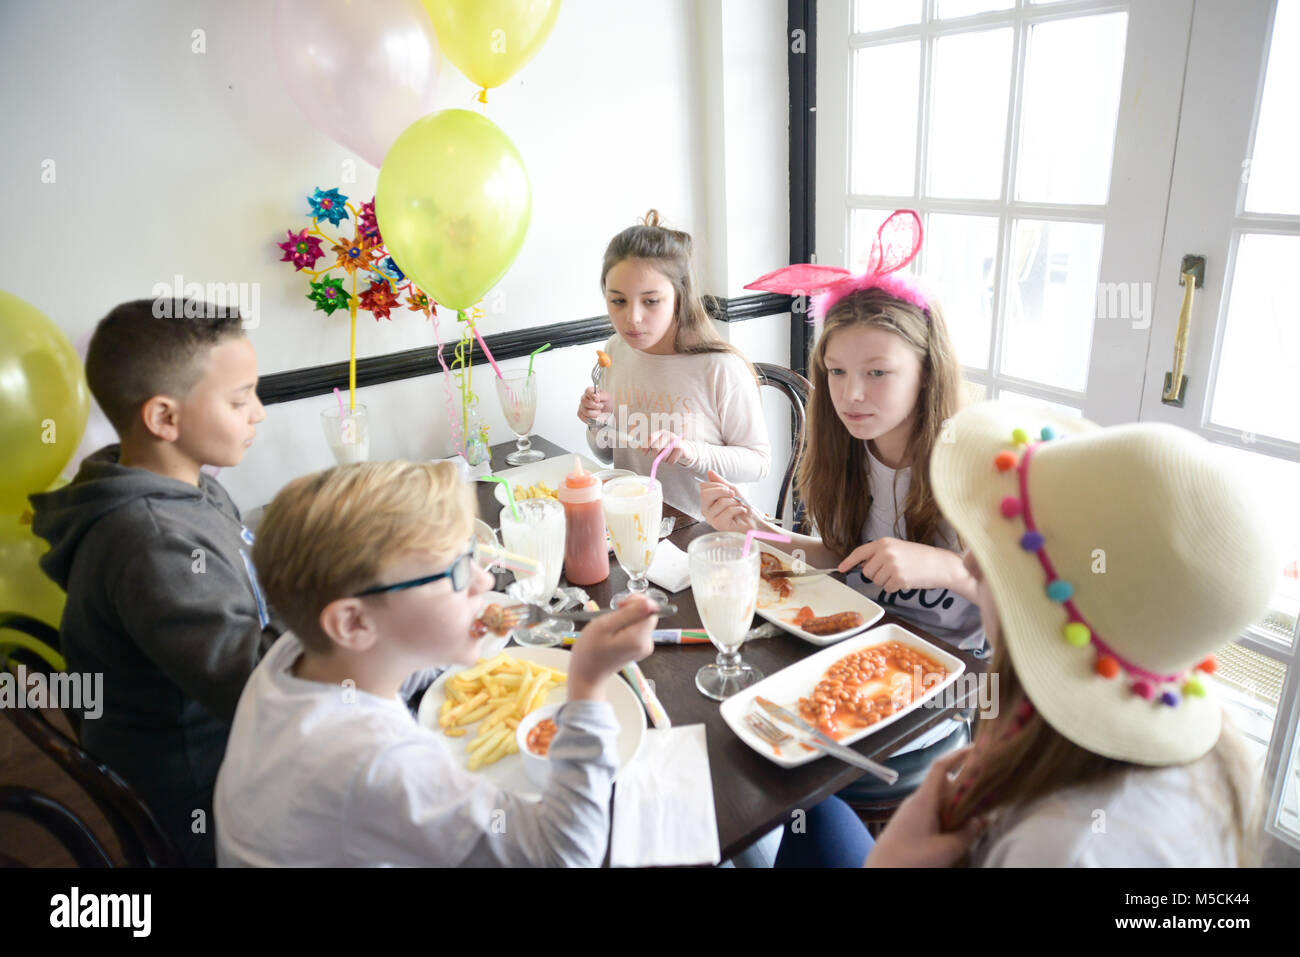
{"left": 516, "top": 703, "right": 563, "bottom": 789}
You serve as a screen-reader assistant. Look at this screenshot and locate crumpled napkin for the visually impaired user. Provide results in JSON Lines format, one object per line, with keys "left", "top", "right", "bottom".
{"left": 646, "top": 539, "right": 691, "bottom": 593}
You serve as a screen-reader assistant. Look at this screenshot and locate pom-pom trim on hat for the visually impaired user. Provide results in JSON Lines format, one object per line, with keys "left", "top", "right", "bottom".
{"left": 993, "top": 430, "right": 1211, "bottom": 707}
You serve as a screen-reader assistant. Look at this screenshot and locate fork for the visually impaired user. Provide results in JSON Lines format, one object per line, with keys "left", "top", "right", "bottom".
{"left": 585, "top": 361, "right": 606, "bottom": 429}
{"left": 746, "top": 712, "right": 793, "bottom": 747}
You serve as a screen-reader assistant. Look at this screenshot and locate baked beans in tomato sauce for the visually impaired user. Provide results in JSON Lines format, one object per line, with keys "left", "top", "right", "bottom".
{"left": 526, "top": 718, "right": 558, "bottom": 756}
{"left": 797, "top": 641, "right": 947, "bottom": 739}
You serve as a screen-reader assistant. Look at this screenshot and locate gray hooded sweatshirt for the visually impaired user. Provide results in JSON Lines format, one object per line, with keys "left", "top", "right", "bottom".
{"left": 29, "top": 445, "right": 280, "bottom": 866}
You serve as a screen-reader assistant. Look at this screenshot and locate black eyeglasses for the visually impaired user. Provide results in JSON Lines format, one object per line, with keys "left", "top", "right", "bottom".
{"left": 353, "top": 539, "right": 479, "bottom": 597}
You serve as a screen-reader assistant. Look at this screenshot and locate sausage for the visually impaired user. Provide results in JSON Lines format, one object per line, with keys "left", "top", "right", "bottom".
{"left": 800, "top": 611, "right": 865, "bottom": 635}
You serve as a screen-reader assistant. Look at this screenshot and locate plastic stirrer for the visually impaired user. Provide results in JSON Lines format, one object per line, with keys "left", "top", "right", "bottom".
{"left": 334, "top": 386, "right": 345, "bottom": 418}
{"left": 742, "top": 529, "right": 792, "bottom": 558}
{"left": 648, "top": 434, "right": 678, "bottom": 488}
{"left": 482, "top": 476, "right": 520, "bottom": 522}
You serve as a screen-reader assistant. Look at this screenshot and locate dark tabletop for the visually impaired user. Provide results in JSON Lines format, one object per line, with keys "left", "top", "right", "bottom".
{"left": 477, "top": 436, "right": 988, "bottom": 861}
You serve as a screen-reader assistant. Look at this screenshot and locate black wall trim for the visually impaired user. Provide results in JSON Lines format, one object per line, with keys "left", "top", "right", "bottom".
{"left": 258, "top": 294, "right": 793, "bottom": 406}
{"left": 789, "top": 0, "right": 816, "bottom": 377}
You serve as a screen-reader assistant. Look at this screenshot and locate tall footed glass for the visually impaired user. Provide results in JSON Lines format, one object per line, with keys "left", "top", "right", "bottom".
{"left": 499, "top": 498, "right": 566, "bottom": 645}
{"left": 495, "top": 370, "right": 543, "bottom": 465}
{"left": 602, "top": 475, "right": 667, "bottom": 607}
{"left": 689, "top": 532, "right": 762, "bottom": 700}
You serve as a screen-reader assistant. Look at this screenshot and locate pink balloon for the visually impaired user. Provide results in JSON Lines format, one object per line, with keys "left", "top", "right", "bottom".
{"left": 272, "top": 0, "right": 442, "bottom": 167}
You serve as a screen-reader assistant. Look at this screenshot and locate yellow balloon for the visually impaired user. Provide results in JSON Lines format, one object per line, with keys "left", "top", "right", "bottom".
{"left": 422, "top": 0, "right": 562, "bottom": 92}
{"left": 0, "top": 512, "right": 66, "bottom": 631}
{"left": 0, "top": 291, "right": 89, "bottom": 514}
{"left": 376, "top": 109, "right": 532, "bottom": 311}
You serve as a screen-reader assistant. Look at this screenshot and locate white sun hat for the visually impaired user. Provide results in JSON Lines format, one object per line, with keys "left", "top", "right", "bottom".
{"left": 929, "top": 401, "right": 1278, "bottom": 766}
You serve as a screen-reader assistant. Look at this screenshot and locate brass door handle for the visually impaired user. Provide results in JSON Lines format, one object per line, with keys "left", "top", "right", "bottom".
{"left": 1161, "top": 255, "right": 1205, "bottom": 407}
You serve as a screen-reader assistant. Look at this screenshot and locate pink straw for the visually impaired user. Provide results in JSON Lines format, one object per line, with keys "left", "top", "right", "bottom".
{"left": 472, "top": 325, "right": 504, "bottom": 379}
{"left": 334, "top": 386, "right": 345, "bottom": 418}
{"left": 648, "top": 434, "right": 678, "bottom": 487}
{"left": 742, "top": 529, "right": 792, "bottom": 558}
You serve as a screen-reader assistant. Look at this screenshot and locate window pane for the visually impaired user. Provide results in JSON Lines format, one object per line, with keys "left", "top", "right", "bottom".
{"left": 854, "top": 0, "right": 921, "bottom": 33}
{"left": 961, "top": 379, "right": 989, "bottom": 407}
{"left": 1275, "top": 716, "right": 1300, "bottom": 851}
{"left": 848, "top": 207, "right": 895, "bottom": 273}
{"left": 1217, "top": 445, "right": 1300, "bottom": 650}
{"left": 927, "top": 28, "right": 1013, "bottom": 200}
{"left": 1246, "top": 0, "right": 1300, "bottom": 214}
{"left": 1000, "top": 219, "right": 1103, "bottom": 392}
{"left": 925, "top": 212, "right": 998, "bottom": 370}
{"left": 995, "top": 389, "right": 1083, "bottom": 418}
{"left": 1209, "top": 233, "right": 1300, "bottom": 446}
{"left": 1015, "top": 13, "right": 1128, "bottom": 205}
{"left": 851, "top": 42, "right": 920, "bottom": 197}
{"left": 936, "top": 0, "right": 1014, "bottom": 18}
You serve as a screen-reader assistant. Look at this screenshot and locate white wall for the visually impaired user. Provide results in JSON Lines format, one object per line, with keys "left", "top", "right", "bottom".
{"left": 0, "top": 0, "right": 793, "bottom": 511}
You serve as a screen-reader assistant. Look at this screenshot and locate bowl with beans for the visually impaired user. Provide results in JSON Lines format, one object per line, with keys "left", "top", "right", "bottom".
{"left": 516, "top": 703, "right": 562, "bottom": 788}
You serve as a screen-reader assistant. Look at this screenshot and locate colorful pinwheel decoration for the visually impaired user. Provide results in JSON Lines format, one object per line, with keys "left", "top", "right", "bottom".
{"left": 275, "top": 186, "right": 438, "bottom": 412}
{"left": 274, "top": 186, "right": 488, "bottom": 459}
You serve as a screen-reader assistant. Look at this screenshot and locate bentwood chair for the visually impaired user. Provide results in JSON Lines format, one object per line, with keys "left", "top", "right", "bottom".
{"left": 0, "top": 612, "right": 182, "bottom": 867}
{"left": 754, "top": 362, "right": 812, "bottom": 532}
{"left": 0, "top": 786, "right": 115, "bottom": 867}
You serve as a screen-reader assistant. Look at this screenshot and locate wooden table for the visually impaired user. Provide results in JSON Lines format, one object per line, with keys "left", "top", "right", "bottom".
{"left": 478, "top": 437, "right": 988, "bottom": 861}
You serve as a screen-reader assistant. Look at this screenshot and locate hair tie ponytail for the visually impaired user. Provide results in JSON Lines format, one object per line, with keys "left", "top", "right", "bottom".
{"left": 641, "top": 209, "right": 662, "bottom": 229}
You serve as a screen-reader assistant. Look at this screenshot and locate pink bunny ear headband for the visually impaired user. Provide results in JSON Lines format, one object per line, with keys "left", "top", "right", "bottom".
{"left": 744, "top": 209, "right": 929, "bottom": 322}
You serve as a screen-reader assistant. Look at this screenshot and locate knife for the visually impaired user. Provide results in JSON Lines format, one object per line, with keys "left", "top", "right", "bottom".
{"left": 755, "top": 696, "right": 899, "bottom": 784}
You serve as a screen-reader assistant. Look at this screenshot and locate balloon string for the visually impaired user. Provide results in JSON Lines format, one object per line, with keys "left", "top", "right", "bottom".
{"left": 431, "top": 309, "right": 464, "bottom": 455}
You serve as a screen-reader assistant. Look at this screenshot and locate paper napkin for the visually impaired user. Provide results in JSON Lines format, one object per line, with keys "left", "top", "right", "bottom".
{"left": 646, "top": 539, "right": 691, "bottom": 593}
{"left": 611, "top": 724, "right": 721, "bottom": 867}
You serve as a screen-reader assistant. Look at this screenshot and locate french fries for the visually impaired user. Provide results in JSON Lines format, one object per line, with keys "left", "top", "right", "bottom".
{"left": 512, "top": 481, "right": 559, "bottom": 502}
{"left": 438, "top": 654, "right": 567, "bottom": 771}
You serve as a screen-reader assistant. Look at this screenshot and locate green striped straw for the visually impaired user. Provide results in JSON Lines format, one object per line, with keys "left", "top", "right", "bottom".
{"left": 481, "top": 475, "right": 520, "bottom": 522}
{"left": 527, "top": 342, "right": 551, "bottom": 376}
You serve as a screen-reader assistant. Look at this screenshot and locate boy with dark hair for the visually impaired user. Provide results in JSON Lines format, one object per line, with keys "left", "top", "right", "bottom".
{"left": 30, "top": 298, "right": 277, "bottom": 866}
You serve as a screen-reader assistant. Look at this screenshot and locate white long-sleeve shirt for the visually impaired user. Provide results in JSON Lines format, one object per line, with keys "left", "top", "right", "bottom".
{"left": 972, "top": 761, "right": 1239, "bottom": 867}
{"left": 215, "top": 633, "right": 619, "bottom": 867}
{"left": 586, "top": 335, "right": 770, "bottom": 519}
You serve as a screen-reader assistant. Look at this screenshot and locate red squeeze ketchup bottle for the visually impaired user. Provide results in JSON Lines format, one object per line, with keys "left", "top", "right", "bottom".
{"left": 557, "top": 457, "right": 609, "bottom": 585}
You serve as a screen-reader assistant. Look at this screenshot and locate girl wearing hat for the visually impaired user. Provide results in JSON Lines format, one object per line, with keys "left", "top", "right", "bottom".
{"left": 862, "top": 403, "right": 1275, "bottom": 867}
{"left": 702, "top": 211, "right": 982, "bottom": 648}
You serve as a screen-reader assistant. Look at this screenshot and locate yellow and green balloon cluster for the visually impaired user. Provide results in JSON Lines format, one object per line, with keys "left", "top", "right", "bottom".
{"left": 0, "top": 290, "right": 87, "bottom": 629}
{"left": 376, "top": 2, "right": 562, "bottom": 312}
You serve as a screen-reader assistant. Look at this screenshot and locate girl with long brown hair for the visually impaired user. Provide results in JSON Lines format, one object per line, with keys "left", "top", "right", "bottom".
{"left": 576, "top": 210, "right": 769, "bottom": 519}
{"left": 701, "top": 212, "right": 981, "bottom": 642}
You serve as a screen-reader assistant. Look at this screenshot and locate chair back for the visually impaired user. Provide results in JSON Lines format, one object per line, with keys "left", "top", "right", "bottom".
{"left": 0, "top": 786, "right": 115, "bottom": 867}
{"left": 754, "top": 362, "right": 811, "bottom": 529}
{"left": 1, "top": 613, "right": 183, "bottom": 867}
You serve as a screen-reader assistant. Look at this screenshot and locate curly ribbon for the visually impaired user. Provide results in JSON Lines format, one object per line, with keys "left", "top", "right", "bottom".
{"left": 431, "top": 308, "right": 464, "bottom": 456}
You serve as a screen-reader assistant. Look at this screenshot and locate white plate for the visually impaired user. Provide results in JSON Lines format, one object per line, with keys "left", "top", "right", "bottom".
{"left": 489, "top": 455, "right": 604, "bottom": 507}
{"left": 415, "top": 645, "right": 647, "bottom": 799}
{"left": 719, "top": 623, "right": 967, "bottom": 768}
{"left": 752, "top": 543, "right": 884, "bottom": 646}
